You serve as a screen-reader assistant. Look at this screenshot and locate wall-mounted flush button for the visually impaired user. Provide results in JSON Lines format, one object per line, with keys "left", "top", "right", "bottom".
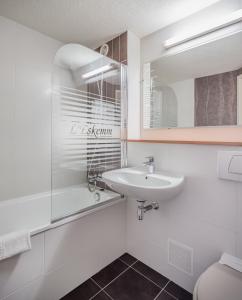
{"left": 218, "top": 151, "right": 242, "bottom": 182}
{"left": 228, "top": 155, "right": 242, "bottom": 175}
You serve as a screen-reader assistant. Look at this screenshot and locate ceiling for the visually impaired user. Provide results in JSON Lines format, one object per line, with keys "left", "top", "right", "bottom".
{"left": 0, "top": 0, "right": 220, "bottom": 48}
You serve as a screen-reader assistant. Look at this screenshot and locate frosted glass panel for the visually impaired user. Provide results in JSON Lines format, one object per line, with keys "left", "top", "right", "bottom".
{"left": 51, "top": 44, "right": 127, "bottom": 221}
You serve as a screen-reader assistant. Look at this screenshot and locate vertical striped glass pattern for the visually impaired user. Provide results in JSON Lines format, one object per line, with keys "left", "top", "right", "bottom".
{"left": 51, "top": 44, "right": 127, "bottom": 221}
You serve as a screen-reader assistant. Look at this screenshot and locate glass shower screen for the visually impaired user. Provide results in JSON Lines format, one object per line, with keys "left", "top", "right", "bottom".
{"left": 51, "top": 44, "right": 127, "bottom": 221}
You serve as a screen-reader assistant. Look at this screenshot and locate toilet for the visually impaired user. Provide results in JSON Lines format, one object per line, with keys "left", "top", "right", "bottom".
{"left": 193, "top": 262, "right": 242, "bottom": 300}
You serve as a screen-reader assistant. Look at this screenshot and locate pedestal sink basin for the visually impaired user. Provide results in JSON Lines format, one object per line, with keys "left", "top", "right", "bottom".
{"left": 102, "top": 167, "right": 184, "bottom": 202}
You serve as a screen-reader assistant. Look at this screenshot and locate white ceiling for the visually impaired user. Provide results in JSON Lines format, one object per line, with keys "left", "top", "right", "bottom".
{"left": 0, "top": 0, "right": 220, "bottom": 48}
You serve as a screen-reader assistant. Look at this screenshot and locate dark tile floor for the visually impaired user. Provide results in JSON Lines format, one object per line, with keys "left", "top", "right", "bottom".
{"left": 61, "top": 253, "right": 193, "bottom": 300}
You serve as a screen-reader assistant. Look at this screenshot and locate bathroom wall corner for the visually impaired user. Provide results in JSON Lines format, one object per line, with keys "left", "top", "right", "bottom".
{"left": 127, "top": 31, "right": 141, "bottom": 140}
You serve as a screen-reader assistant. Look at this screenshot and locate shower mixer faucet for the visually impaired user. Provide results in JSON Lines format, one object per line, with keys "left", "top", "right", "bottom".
{"left": 87, "top": 172, "right": 103, "bottom": 192}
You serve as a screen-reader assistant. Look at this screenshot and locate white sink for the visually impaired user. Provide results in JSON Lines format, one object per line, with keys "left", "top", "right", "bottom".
{"left": 102, "top": 167, "right": 184, "bottom": 202}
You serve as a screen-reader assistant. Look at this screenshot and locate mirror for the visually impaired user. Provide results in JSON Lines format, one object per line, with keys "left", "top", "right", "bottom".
{"left": 143, "top": 31, "right": 242, "bottom": 129}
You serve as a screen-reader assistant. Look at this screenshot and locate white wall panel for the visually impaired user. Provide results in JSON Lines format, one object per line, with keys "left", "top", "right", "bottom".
{"left": 126, "top": 142, "right": 242, "bottom": 292}
{"left": 0, "top": 16, "right": 126, "bottom": 300}
{"left": 0, "top": 16, "right": 62, "bottom": 202}
{"left": 0, "top": 234, "right": 44, "bottom": 300}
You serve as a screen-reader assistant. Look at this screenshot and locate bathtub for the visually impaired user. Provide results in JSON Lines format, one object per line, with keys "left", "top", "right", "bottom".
{"left": 0, "top": 192, "right": 51, "bottom": 236}
{"left": 0, "top": 185, "right": 121, "bottom": 236}
{"left": 51, "top": 184, "right": 121, "bottom": 221}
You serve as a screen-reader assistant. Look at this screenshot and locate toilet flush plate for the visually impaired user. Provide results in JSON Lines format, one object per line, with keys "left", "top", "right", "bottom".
{"left": 217, "top": 151, "right": 242, "bottom": 182}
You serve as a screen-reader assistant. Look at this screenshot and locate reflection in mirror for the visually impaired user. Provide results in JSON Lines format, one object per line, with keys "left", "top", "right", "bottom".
{"left": 143, "top": 30, "right": 242, "bottom": 129}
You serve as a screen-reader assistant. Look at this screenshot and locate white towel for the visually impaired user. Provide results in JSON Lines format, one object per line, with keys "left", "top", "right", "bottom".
{"left": 0, "top": 230, "right": 31, "bottom": 261}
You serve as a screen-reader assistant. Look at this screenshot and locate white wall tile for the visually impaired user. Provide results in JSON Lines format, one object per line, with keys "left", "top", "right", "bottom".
{"left": 127, "top": 142, "right": 240, "bottom": 292}
{"left": 15, "top": 22, "right": 61, "bottom": 70}
{"left": 0, "top": 60, "right": 15, "bottom": 92}
{"left": 235, "top": 182, "right": 242, "bottom": 258}
{"left": 235, "top": 232, "right": 242, "bottom": 259}
{"left": 0, "top": 17, "right": 16, "bottom": 201}
{"left": 127, "top": 31, "right": 140, "bottom": 139}
{"left": 0, "top": 234, "right": 44, "bottom": 300}
{"left": 42, "top": 202, "right": 125, "bottom": 300}
{"left": 236, "top": 182, "right": 242, "bottom": 231}
{"left": 14, "top": 66, "right": 52, "bottom": 196}
{"left": 0, "top": 89, "right": 16, "bottom": 201}
{"left": 1, "top": 202, "right": 126, "bottom": 300}
{"left": 0, "top": 16, "right": 16, "bottom": 61}
{"left": 44, "top": 202, "right": 126, "bottom": 274}
{"left": 167, "top": 176, "right": 237, "bottom": 231}
{"left": 2, "top": 277, "right": 43, "bottom": 300}
{"left": 0, "top": 16, "right": 61, "bottom": 201}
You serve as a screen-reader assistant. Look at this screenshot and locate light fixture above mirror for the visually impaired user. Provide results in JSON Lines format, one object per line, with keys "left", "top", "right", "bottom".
{"left": 163, "top": 9, "right": 242, "bottom": 49}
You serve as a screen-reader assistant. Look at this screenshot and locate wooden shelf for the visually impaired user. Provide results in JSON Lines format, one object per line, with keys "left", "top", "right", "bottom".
{"left": 128, "top": 139, "right": 242, "bottom": 146}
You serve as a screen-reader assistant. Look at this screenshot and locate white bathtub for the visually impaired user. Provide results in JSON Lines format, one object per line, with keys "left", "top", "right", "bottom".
{"left": 52, "top": 185, "right": 121, "bottom": 221}
{"left": 0, "top": 185, "right": 121, "bottom": 236}
{"left": 0, "top": 192, "right": 51, "bottom": 236}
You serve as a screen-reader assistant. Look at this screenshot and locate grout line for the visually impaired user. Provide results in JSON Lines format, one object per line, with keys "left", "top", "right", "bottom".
{"left": 90, "top": 277, "right": 103, "bottom": 289}
{"left": 130, "top": 259, "right": 139, "bottom": 266}
{"left": 90, "top": 277, "right": 102, "bottom": 289}
{"left": 100, "top": 259, "right": 138, "bottom": 290}
{"left": 163, "top": 290, "right": 178, "bottom": 300}
{"left": 89, "top": 261, "right": 138, "bottom": 300}
{"left": 153, "top": 280, "right": 171, "bottom": 300}
{"left": 89, "top": 257, "right": 179, "bottom": 300}
{"left": 102, "top": 290, "right": 114, "bottom": 300}
{"left": 89, "top": 278, "right": 102, "bottom": 299}
{"left": 118, "top": 257, "right": 137, "bottom": 267}
{"left": 89, "top": 278, "right": 114, "bottom": 300}
{"left": 130, "top": 265, "right": 168, "bottom": 290}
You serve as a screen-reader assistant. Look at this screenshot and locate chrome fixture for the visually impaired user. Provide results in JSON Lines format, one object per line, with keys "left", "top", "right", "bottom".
{"left": 87, "top": 173, "right": 102, "bottom": 192}
{"left": 137, "top": 200, "right": 159, "bottom": 221}
{"left": 143, "top": 156, "right": 155, "bottom": 174}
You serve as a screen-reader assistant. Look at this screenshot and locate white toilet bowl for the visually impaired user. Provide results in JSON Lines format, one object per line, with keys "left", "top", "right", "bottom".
{"left": 193, "top": 262, "right": 242, "bottom": 300}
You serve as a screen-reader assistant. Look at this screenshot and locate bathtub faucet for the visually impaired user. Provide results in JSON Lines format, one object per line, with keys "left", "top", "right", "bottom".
{"left": 88, "top": 173, "right": 102, "bottom": 183}
{"left": 87, "top": 173, "right": 102, "bottom": 192}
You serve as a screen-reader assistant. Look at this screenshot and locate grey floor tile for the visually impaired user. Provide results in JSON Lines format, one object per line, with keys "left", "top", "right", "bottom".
{"left": 105, "top": 268, "right": 161, "bottom": 300}
{"left": 92, "top": 259, "right": 128, "bottom": 288}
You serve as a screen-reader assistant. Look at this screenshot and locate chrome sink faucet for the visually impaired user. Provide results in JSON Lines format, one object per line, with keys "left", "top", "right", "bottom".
{"left": 143, "top": 156, "right": 155, "bottom": 174}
